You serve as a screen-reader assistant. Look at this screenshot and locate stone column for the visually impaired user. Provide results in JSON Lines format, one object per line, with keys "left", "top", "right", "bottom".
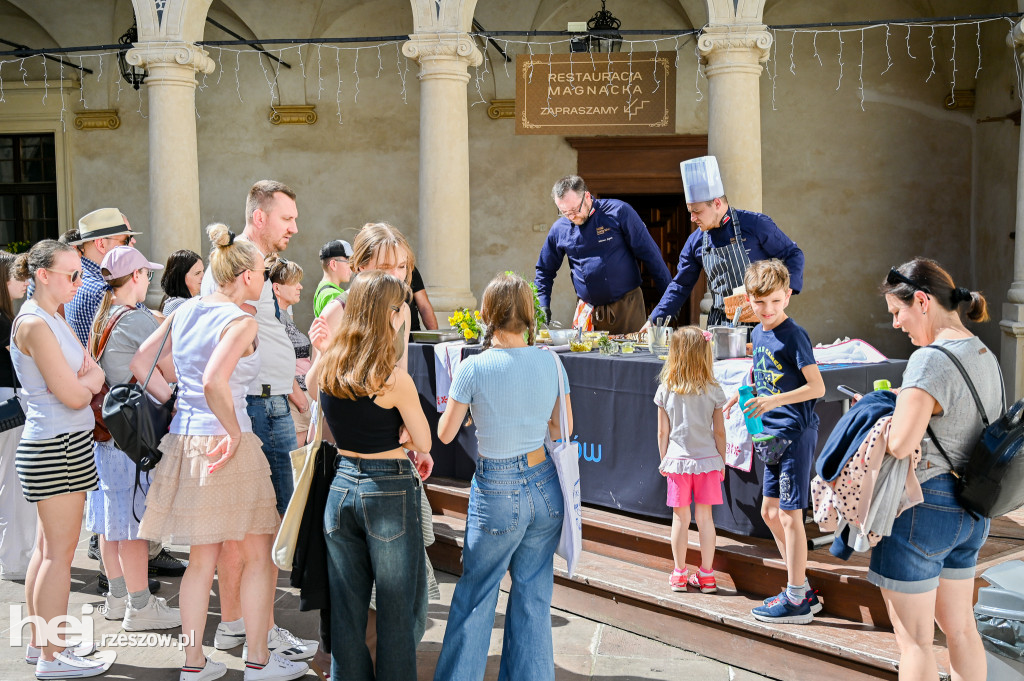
{"left": 403, "top": 33, "right": 482, "bottom": 320}
{"left": 126, "top": 42, "right": 214, "bottom": 279}
{"left": 1000, "top": 22, "right": 1024, "bottom": 400}
{"left": 697, "top": 27, "right": 772, "bottom": 212}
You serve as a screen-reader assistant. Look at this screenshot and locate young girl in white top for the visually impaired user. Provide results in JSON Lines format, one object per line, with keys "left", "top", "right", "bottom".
{"left": 655, "top": 326, "right": 727, "bottom": 594}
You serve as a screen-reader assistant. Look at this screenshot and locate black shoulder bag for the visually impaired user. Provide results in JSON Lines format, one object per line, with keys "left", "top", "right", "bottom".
{"left": 920, "top": 344, "right": 1024, "bottom": 519}
{"left": 101, "top": 321, "right": 176, "bottom": 472}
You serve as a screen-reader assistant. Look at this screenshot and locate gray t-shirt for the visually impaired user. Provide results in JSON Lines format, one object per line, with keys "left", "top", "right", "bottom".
{"left": 902, "top": 336, "right": 1003, "bottom": 484}
{"left": 654, "top": 382, "right": 727, "bottom": 475}
{"left": 98, "top": 306, "right": 160, "bottom": 386}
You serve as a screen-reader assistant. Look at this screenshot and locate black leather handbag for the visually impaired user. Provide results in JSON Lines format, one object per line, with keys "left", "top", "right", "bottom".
{"left": 0, "top": 394, "right": 25, "bottom": 432}
{"left": 101, "top": 323, "right": 175, "bottom": 471}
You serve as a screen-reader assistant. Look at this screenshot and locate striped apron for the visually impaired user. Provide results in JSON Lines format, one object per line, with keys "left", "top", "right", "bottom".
{"left": 702, "top": 208, "right": 752, "bottom": 327}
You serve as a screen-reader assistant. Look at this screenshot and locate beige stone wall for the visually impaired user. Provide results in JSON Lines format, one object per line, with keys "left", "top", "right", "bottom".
{"left": 1, "top": 0, "right": 1020, "bottom": 363}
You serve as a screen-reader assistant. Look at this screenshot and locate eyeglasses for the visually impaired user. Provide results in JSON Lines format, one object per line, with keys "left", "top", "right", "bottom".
{"left": 108, "top": 234, "right": 133, "bottom": 246}
{"left": 232, "top": 267, "right": 272, "bottom": 281}
{"left": 557, "top": 193, "right": 588, "bottom": 218}
{"left": 145, "top": 269, "right": 154, "bottom": 282}
{"left": 886, "top": 267, "right": 931, "bottom": 295}
{"left": 46, "top": 268, "right": 82, "bottom": 283}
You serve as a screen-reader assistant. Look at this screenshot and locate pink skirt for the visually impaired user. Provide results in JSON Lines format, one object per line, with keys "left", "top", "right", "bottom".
{"left": 139, "top": 432, "right": 280, "bottom": 546}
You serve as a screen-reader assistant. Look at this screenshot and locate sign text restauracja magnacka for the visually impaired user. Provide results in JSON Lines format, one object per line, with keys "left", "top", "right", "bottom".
{"left": 515, "top": 52, "right": 676, "bottom": 136}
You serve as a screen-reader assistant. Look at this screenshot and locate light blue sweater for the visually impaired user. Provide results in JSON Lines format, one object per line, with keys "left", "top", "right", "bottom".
{"left": 449, "top": 346, "right": 570, "bottom": 459}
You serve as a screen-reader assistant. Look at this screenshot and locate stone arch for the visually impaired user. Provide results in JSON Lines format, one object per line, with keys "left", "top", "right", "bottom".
{"left": 706, "top": 0, "right": 764, "bottom": 25}
{"left": 408, "top": 0, "right": 479, "bottom": 34}
{"left": 130, "top": 0, "right": 214, "bottom": 42}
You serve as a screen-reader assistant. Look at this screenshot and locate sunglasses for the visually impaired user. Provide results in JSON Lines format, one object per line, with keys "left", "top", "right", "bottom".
{"left": 886, "top": 267, "right": 931, "bottom": 295}
{"left": 46, "top": 268, "right": 82, "bottom": 283}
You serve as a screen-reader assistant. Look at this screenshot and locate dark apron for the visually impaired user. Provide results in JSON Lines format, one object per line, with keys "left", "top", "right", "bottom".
{"left": 702, "top": 207, "right": 752, "bottom": 327}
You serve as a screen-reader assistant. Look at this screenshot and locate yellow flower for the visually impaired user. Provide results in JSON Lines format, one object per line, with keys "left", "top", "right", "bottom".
{"left": 474, "top": 310, "right": 481, "bottom": 319}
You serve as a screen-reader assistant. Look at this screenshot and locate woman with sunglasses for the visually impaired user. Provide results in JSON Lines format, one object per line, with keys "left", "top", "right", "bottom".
{"left": 85, "top": 246, "right": 181, "bottom": 632}
{"left": 133, "top": 224, "right": 300, "bottom": 681}
{"left": 872, "top": 258, "right": 999, "bottom": 681}
{"left": 11, "top": 240, "right": 115, "bottom": 677}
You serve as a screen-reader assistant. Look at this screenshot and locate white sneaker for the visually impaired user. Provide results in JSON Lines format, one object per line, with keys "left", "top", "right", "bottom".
{"left": 243, "top": 652, "right": 308, "bottom": 681}
{"left": 34, "top": 649, "right": 115, "bottom": 679}
{"left": 26, "top": 640, "right": 97, "bottom": 664}
{"left": 180, "top": 656, "right": 227, "bottom": 681}
{"left": 122, "top": 595, "right": 181, "bottom": 631}
{"left": 101, "top": 593, "right": 127, "bottom": 621}
{"left": 267, "top": 625, "right": 317, "bottom": 660}
{"left": 213, "top": 619, "right": 246, "bottom": 650}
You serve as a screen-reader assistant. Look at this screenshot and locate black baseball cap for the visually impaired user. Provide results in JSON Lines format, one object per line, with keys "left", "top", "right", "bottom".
{"left": 319, "top": 239, "right": 353, "bottom": 260}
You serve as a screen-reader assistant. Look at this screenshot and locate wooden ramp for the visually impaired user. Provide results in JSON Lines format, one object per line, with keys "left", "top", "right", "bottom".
{"left": 425, "top": 478, "right": 1024, "bottom": 681}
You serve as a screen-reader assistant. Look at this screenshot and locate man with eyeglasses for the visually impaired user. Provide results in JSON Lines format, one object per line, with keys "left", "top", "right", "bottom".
{"left": 646, "top": 155, "right": 804, "bottom": 330}
{"left": 535, "top": 175, "right": 672, "bottom": 334}
{"left": 313, "top": 239, "right": 353, "bottom": 317}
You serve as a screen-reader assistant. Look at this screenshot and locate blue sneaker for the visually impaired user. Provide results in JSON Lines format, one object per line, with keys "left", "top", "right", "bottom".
{"left": 752, "top": 592, "right": 814, "bottom": 624}
{"left": 762, "top": 588, "right": 822, "bottom": 614}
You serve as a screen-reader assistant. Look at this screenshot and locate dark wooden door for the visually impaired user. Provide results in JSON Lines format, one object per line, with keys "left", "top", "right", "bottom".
{"left": 609, "top": 193, "right": 705, "bottom": 326}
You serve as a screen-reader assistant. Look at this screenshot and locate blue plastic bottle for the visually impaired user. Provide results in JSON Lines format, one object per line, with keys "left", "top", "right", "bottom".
{"left": 737, "top": 385, "right": 764, "bottom": 436}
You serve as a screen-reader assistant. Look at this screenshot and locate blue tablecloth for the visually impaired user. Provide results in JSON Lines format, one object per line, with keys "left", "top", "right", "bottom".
{"left": 408, "top": 342, "right": 907, "bottom": 537}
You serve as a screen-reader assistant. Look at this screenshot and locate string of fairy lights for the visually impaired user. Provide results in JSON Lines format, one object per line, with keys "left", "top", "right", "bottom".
{"left": 0, "top": 13, "right": 1021, "bottom": 130}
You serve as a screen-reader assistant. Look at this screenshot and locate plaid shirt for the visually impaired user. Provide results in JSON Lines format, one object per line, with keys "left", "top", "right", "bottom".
{"left": 63, "top": 256, "right": 106, "bottom": 346}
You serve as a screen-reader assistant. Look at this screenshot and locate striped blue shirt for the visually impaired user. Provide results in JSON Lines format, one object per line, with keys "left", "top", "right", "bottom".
{"left": 449, "top": 346, "right": 570, "bottom": 459}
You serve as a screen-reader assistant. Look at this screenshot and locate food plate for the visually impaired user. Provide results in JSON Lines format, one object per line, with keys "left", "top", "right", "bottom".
{"left": 410, "top": 329, "right": 463, "bottom": 343}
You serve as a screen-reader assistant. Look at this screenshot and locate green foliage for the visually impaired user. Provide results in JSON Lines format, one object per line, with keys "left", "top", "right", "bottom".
{"left": 2, "top": 241, "right": 31, "bottom": 254}
{"left": 505, "top": 270, "right": 546, "bottom": 326}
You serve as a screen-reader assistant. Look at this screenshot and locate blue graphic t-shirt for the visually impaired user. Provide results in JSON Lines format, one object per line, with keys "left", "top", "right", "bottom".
{"left": 751, "top": 317, "right": 820, "bottom": 440}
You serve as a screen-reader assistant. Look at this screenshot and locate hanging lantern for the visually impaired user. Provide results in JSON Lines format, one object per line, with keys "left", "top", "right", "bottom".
{"left": 586, "top": 1, "right": 622, "bottom": 53}
{"left": 117, "top": 19, "right": 147, "bottom": 90}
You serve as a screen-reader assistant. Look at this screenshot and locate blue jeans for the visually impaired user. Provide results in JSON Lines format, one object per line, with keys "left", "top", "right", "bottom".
{"left": 246, "top": 394, "right": 296, "bottom": 515}
{"left": 868, "top": 473, "right": 990, "bottom": 594}
{"left": 433, "top": 453, "right": 564, "bottom": 681}
{"left": 324, "top": 456, "right": 426, "bottom": 681}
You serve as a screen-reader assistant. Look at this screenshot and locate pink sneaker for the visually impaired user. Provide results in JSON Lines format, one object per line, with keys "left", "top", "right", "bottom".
{"left": 688, "top": 570, "right": 718, "bottom": 594}
{"left": 669, "top": 570, "right": 688, "bottom": 592}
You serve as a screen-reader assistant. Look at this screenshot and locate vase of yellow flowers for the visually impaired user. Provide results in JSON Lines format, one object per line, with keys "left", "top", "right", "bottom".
{"left": 449, "top": 308, "right": 483, "bottom": 344}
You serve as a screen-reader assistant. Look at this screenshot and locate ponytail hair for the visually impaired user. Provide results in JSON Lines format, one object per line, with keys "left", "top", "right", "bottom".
{"left": 207, "top": 223, "right": 260, "bottom": 287}
{"left": 88, "top": 270, "right": 133, "bottom": 358}
{"left": 13, "top": 239, "right": 74, "bottom": 283}
{"left": 880, "top": 257, "right": 989, "bottom": 323}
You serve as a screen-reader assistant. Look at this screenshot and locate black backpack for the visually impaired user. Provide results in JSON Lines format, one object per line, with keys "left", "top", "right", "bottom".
{"left": 924, "top": 345, "right": 1024, "bottom": 518}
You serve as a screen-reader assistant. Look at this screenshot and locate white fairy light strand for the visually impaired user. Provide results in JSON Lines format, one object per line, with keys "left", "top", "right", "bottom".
{"left": 352, "top": 48, "right": 360, "bottom": 103}
{"left": 926, "top": 26, "right": 936, "bottom": 81}
{"left": 949, "top": 24, "right": 957, "bottom": 104}
{"left": 858, "top": 29, "right": 865, "bottom": 111}
{"left": 395, "top": 43, "right": 407, "bottom": 104}
{"left": 317, "top": 44, "right": 324, "bottom": 100}
{"left": 836, "top": 31, "right": 844, "bottom": 90}
{"left": 789, "top": 32, "right": 796, "bottom": 75}
{"left": 882, "top": 25, "right": 893, "bottom": 74}
{"left": 769, "top": 29, "right": 778, "bottom": 111}
{"left": 335, "top": 46, "right": 343, "bottom": 124}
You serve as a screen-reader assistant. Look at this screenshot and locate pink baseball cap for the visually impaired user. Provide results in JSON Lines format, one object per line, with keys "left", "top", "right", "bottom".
{"left": 101, "top": 246, "right": 164, "bottom": 281}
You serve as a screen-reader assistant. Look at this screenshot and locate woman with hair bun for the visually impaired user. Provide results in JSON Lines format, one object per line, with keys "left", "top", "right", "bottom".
{"left": 11, "top": 240, "right": 114, "bottom": 677}
{"left": 871, "top": 257, "right": 1001, "bottom": 680}
{"left": 133, "top": 224, "right": 303, "bottom": 681}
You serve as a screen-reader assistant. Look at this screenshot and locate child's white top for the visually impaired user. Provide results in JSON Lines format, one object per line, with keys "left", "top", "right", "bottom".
{"left": 654, "top": 382, "right": 727, "bottom": 475}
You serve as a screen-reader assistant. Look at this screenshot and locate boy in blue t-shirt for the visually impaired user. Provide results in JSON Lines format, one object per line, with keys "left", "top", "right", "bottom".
{"left": 724, "top": 259, "right": 825, "bottom": 624}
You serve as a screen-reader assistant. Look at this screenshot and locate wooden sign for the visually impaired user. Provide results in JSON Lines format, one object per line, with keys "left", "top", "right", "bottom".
{"left": 515, "top": 52, "right": 675, "bottom": 136}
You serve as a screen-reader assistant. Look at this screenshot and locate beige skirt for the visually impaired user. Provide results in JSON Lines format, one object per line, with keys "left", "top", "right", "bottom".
{"left": 139, "top": 432, "right": 280, "bottom": 546}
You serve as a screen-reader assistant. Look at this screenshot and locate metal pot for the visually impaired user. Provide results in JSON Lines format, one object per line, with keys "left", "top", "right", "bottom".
{"left": 708, "top": 325, "right": 747, "bottom": 360}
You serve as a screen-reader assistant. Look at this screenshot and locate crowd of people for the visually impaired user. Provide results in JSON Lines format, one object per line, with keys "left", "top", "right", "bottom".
{"left": 0, "top": 161, "right": 1002, "bottom": 681}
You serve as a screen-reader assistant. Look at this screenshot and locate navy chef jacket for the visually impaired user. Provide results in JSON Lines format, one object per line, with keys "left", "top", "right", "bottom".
{"left": 649, "top": 209, "right": 804, "bottom": 322}
{"left": 534, "top": 198, "right": 672, "bottom": 310}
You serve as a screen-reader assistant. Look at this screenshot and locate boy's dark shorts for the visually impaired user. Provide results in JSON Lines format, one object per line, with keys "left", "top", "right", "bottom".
{"left": 762, "top": 425, "right": 818, "bottom": 511}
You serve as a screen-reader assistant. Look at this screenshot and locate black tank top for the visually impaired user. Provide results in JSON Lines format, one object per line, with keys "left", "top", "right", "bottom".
{"left": 320, "top": 390, "right": 403, "bottom": 454}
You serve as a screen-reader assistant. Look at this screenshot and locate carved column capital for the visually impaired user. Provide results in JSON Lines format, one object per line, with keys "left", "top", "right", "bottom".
{"left": 127, "top": 41, "right": 215, "bottom": 85}
{"left": 403, "top": 33, "right": 483, "bottom": 79}
{"left": 697, "top": 27, "right": 772, "bottom": 78}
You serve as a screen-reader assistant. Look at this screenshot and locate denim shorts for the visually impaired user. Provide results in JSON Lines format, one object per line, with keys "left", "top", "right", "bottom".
{"left": 868, "top": 474, "right": 990, "bottom": 594}
{"left": 762, "top": 425, "right": 817, "bottom": 511}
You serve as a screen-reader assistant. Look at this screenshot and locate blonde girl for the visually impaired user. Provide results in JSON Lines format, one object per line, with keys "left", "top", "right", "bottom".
{"left": 133, "top": 224, "right": 299, "bottom": 681}
{"left": 315, "top": 222, "right": 413, "bottom": 371}
{"left": 656, "top": 326, "right": 727, "bottom": 594}
{"left": 11, "top": 240, "right": 112, "bottom": 677}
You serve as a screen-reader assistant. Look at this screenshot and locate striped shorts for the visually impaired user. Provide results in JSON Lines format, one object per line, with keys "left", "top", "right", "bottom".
{"left": 16, "top": 430, "right": 98, "bottom": 502}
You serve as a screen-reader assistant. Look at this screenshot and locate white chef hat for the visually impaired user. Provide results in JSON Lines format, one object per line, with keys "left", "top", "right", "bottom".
{"left": 680, "top": 155, "right": 725, "bottom": 204}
